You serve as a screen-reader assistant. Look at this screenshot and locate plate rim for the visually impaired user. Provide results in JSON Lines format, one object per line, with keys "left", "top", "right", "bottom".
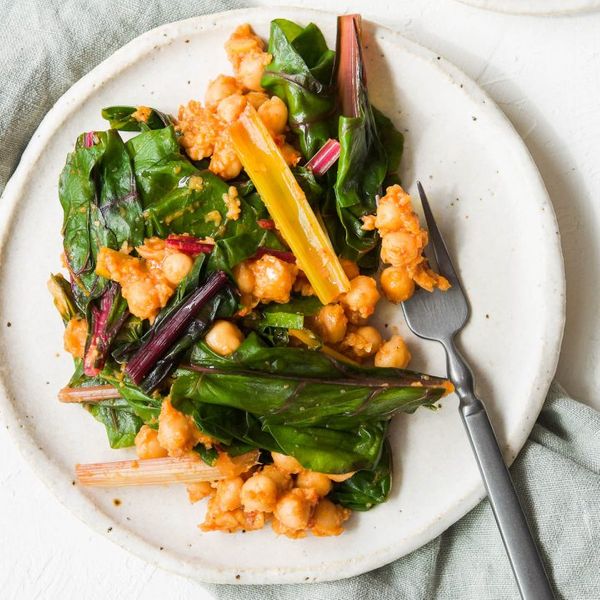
{"left": 455, "top": 0, "right": 600, "bottom": 16}
{"left": 0, "top": 6, "right": 565, "bottom": 584}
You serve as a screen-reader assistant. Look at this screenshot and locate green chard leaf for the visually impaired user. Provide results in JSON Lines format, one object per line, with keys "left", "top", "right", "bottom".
{"left": 327, "top": 15, "right": 404, "bottom": 266}
{"left": 87, "top": 399, "right": 143, "bottom": 449}
{"left": 330, "top": 438, "right": 392, "bottom": 510}
{"left": 171, "top": 333, "right": 446, "bottom": 431}
{"left": 125, "top": 127, "right": 283, "bottom": 273}
{"left": 262, "top": 19, "right": 336, "bottom": 158}
{"left": 101, "top": 105, "right": 173, "bottom": 132}
{"left": 59, "top": 130, "right": 144, "bottom": 308}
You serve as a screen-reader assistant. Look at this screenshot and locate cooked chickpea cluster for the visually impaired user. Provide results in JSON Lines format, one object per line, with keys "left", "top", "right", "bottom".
{"left": 176, "top": 24, "right": 300, "bottom": 180}
{"left": 366, "top": 184, "right": 450, "bottom": 302}
{"left": 95, "top": 238, "right": 195, "bottom": 322}
{"left": 233, "top": 254, "right": 299, "bottom": 307}
{"left": 196, "top": 452, "right": 351, "bottom": 537}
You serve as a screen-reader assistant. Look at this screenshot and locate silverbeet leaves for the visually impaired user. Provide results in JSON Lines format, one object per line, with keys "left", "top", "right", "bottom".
{"left": 59, "top": 130, "right": 144, "bottom": 307}
{"left": 169, "top": 333, "right": 447, "bottom": 473}
{"left": 262, "top": 19, "right": 336, "bottom": 159}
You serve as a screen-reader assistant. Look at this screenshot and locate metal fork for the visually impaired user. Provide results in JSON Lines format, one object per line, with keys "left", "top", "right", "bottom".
{"left": 401, "top": 182, "right": 555, "bottom": 600}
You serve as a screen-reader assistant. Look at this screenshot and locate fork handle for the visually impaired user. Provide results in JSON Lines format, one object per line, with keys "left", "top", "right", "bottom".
{"left": 460, "top": 399, "right": 555, "bottom": 599}
{"left": 444, "top": 343, "right": 555, "bottom": 599}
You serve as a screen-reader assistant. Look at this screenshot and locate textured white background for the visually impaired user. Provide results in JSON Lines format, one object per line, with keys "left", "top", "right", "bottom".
{"left": 2, "top": 0, "right": 599, "bottom": 597}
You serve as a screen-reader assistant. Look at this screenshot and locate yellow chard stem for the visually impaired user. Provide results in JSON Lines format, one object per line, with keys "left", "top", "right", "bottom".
{"left": 229, "top": 105, "right": 350, "bottom": 304}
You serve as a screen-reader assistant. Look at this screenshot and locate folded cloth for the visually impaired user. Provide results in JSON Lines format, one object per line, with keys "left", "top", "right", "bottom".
{"left": 207, "top": 383, "right": 600, "bottom": 599}
{"left": 1, "top": 4, "right": 599, "bottom": 599}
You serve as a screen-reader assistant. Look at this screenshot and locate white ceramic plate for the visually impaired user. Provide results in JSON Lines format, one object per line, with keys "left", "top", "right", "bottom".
{"left": 0, "top": 7, "right": 564, "bottom": 585}
{"left": 456, "top": 0, "right": 600, "bottom": 15}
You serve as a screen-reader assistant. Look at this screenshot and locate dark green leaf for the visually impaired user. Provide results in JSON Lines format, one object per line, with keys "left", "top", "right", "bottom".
{"left": 330, "top": 438, "right": 392, "bottom": 510}
{"left": 262, "top": 19, "right": 336, "bottom": 158}
{"left": 265, "top": 421, "right": 386, "bottom": 473}
{"left": 87, "top": 399, "right": 143, "bottom": 448}
{"left": 101, "top": 105, "right": 173, "bottom": 131}
{"left": 126, "top": 127, "right": 283, "bottom": 272}
{"left": 171, "top": 333, "right": 446, "bottom": 430}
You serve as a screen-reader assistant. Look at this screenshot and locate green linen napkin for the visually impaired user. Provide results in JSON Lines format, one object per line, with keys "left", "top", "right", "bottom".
{"left": 2, "top": 3, "right": 599, "bottom": 598}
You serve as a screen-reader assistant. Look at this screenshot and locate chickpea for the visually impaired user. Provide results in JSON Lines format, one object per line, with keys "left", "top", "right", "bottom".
{"left": 274, "top": 488, "right": 317, "bottom": 531}
{"left": 63, "top": 317, "right": 87, "bottom": 359}
{"left": 271, "top": 452, "right": 303, "bottom": 474}
{"left": 237, "top": 51, "right": 272, "bottom": 91}
{"left": 186, "top": 481, "right": 213, "bottom": 503}
{"left": 157, "top": 398, "right": 203, "bottom": 457}
{"left": 380, "top": 266, "right": 415, "bottom": 303}
{"left": 339, "top": 275, "right": 380, "bottom": 324}
{"left": 232, "top": 261, "right": 255, "bottom": 295}
{"left": 241, "top": 472, "right": 279, "bottom": 513}
{"left": 216, "top": 93, "right": 247, "bottom": 124}
{"left": 209, "top": 133, "right": 243, "bottom": 180}
{"left": 341, "top": 325, "right": 383, "bottom": 359}
{"left": 311, "top": 499, "right": 351, "bottom": 537}
{"left": 205, "top": 320, "right": 244, "bottom": 356}
{"left": 339, "top": 258, "right": 360, "bottom": 280}
{"left": 312, "top": 303, "right": 348, "bottom": 344}
{"left": 374, "top": 335, "right": 412, "bottom": 369}
{"left": 257, "top": 96, "right": 288, "bottom": 136}
{"left": 215, "top": 476, "right": 244, "bottom": 511}
{"left": 205, "top": 75, "right": 241, "bottom": 108}
{"left": 381, "top": 230, "right": 421, "bottom": 267}
{"left": 249, "top": 254, "right": 298, "bottom": 304}
{"left": 261, "top": 464, "right": 292, "bottom": 492}
{"left": 296, "top": 471, "right": 332, "bottom": 497}
{"left": 134, "top": 425, "right": 168, "bottom": 459}
{"left": 162, "top": 252, "right": 193, "bottom": 285}
{"left": 245, "top": 91, "right": 269, "bottom": 109}
{"left": 375, "top": 193, "right": 404, "bottom": 234}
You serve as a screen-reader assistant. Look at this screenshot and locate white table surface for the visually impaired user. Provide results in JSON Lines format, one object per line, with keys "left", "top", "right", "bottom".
{"left": 2, "top": 1, "right": 599, "bottom": 597}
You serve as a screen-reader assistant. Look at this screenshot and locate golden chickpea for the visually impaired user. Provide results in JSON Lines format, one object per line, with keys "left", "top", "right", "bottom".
{"left": 271, "top": 452, "right": 303, "bottom": 474}
{"left": 205, "top": 75, "right": 241, "bottom": 108}
{"left": 237, "top": 51, "right": 271, "bottom": 91}
{"left": 261, "top": 464, "right": 292, "bottom": 492}
{"left": 63, "top": 317, "right": 87, "bottom": 359}
{"left": 375, "top": 193, "right": 405, "bottom": 234}
{"left": 274, "top": 488, "right": 317, "bottom": 531}
{"left": 232, "top": 261, "right": 255, "bottom": 295}
{"left": 380, "top": 231, "right": 421, "bottom": 267}
{"left": 241, "top": 472, "right": 279, "bottom": 513}
{"left": 134, "top": 425, "right": 168, "bottom": 459}
{"left": 205, "top": 320, "right": 244, "bottom": 356}
{"left": 339, "top": 258, "right": 360, "bottom": 280}
{"left": 380, "top": 266, "right": 415, "bottom": 303}
{"left": 374, "top": 335, "right": 412, "bottom": 369}
{"left": 312, "top": 303, "right": 348, "bottom": 344}
{"left": 186, "top": 481, "right": 213, "bottom": 503}
{"left": 257, "top": 96, "right": 288, "bottom": 135}
{"left": 245, "top": 91, "right": 269, "bottom": 109}
{"left": 157, "top": 398, "right": 202, "bottom": 457}
{"left": 341, "top": 325, "right": 383, "bottom": 359}
{"left": 216, "top": 93, "right": 247, "bottom": 124}
{"left": 209, "top": 133, "right": 243, "bottom": 180}
{"left": 296, "top": 471, "right": 332, "bottom": 497}
{"left": 215, "top": 476, "right": 244, "bottom": 511}
{"left": 311, "top": 499, "right": 351, "bottom": 537}
{"left": 249, "top": 255, "right": 298, "bottom": 304}
{"left": 339, "top": 276, "right": 380, "bottom": 324}
{"left": 162, "top": 252, "right": 193, "bottom": 285}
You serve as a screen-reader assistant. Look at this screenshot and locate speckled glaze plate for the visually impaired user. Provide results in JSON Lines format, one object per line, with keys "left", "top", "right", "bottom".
{"left": 0, "top": 7, "right": 564, "bottom": 585}
{"left": 455, "top": 0, "right": 600, "bottom": 15}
